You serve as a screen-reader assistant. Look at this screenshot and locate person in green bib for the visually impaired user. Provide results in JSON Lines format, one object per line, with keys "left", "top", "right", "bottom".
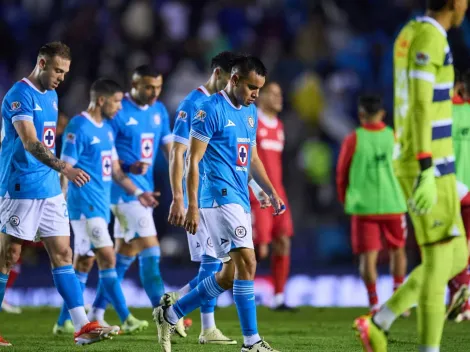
{"left": 337, "top": 95, "right": 408, "bottom": 315}
{"left": 447, "top": 70, "right": 470, "bottom": 322}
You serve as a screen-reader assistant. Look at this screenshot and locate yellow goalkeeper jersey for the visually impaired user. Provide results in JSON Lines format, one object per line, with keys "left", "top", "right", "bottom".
{"left": 393, "top": 16, "right": 455, "bottom": 178}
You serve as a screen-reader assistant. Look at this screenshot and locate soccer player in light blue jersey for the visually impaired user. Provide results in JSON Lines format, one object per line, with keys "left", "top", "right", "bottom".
{"left": 155, "top": 55, "right": 285, "bottom": 352}
{"left": 0, "top": 42, "right": 119, "bottom": 346}
{"left": 87, "top": 65, "right": 172, "bottom": 324}
{"left": 53, "top": 79, "right": 154, "bottom": 335}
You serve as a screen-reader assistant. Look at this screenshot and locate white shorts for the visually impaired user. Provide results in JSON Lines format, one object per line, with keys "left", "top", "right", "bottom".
{"left": 0, "top": 193, "right": 70, "bottom": 241}
{"left": 199, "top": 204, "right": 253, "bottom": 260}
{"left": 71, "top": 217, "right": 114, "bottom": 257}
{"left": 187, "top": 209, "right": 217, "bottom": 262}
{"left": 112, "top": 201, "right": 156, "bottom": 243}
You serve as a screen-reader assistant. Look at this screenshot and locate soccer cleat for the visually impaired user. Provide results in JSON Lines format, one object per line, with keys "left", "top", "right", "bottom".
{"left": 446, "top": 285, "right": 470, "bottom": 321}
{"left": 153, "top": 306, "right": 176, "bottom": 352}
{"left": 160, "top": 292, "right": 187, "bottom": 338}
{"left": 1, "top": 301, "right": 22, "bottom": 314}
{"left": 121, "top": 314, "right": 149, "bottom": 334}
{"left": 272, "top": 304, "right": 298, "bottom": 312}
{"left": 353, "top": 315, "right": 387, "bottom": 352}
{"left": 241, "top": 339, "right": 279, "bottom": 351}
{"left": 455, "top": 309, "right": 470, "bottom": 323}
{"left": 0, "top": 336, "right": 11, "bottom": 347}
{"left": 199, "top": 327, "right": 237, "bottom": 345}
{"left": 53, "top": 320, "right": 75, "bottom": 335}
{"left": 74, "top": 321, "right": 120, "bottom": 345}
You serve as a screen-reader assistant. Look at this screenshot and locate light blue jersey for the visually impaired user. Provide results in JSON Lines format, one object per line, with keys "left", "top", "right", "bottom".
{"left": 172, "top": 85, "right": 210, "bottom": 207}
{"left": 190, "top": 91, "right": 258, "bottom": 212}
{"left": 110, "top": 94, "right": 172, "bottom": 204}
{"left": 61, "top": 112, "right": 116, "bottom": 222}
{"left": 0, "top": 78, "right": 61, "bottom": 199}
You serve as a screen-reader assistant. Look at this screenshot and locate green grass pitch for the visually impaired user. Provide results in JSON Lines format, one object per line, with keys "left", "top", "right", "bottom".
{"left": 2, "top": 307, "right": 470, "bottom": 351}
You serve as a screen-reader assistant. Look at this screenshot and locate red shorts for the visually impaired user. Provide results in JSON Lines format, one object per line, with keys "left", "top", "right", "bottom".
{"left": 351, "top": 214, "right": 407, "bottom": 255}
{"left": 461, "top": 205, "right": 470, "bottom": 239}
{"left": 251, "top": 201, "right": 294, "bottom": 245}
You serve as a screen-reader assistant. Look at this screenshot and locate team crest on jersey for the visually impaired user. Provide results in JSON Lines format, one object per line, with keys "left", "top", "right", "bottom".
{"left": 141, "top": 133, "right": 155, "bottom": 160}
{"left": 247, "top": 116, "right": 254, "bottom": 128}
{"left": 101, "top": 152, "right": 112, "bottom": 181}
{"left": 66, "top": 132, "right": 76, "bottom": 144}
{"left": 415, "top": 52, "right": 430, "bottom": 66}
{"left": 108, "top": 131, "right": 114, "bottom": 141}
{"left": 52, "top": 101, "right": 58, "bottom": 111}
{"left": 236, "top": 143, "right": 249, "bottom": 167}
{"left": 43, "top": 122, "right": 56, "bottom": 149}
{"left": 10, "top": 101, "right": 21, "bottom": 111}
{"left": 259, "top": 128, "right": 268, "bottom": 137}
{"left": 154, "top": 114, "right": 161, "bottom": 125}
{"left": 195, "top": 110, "right": 206, "bottom": 122}
{"left": 178, "top": 111, "right": 187, "bottom": 121}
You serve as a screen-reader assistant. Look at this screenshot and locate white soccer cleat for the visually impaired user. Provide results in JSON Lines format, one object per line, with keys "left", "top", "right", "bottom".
{"left": 241, "top": 339, "right": 280, "bottom": 352}
{"left": 153, "top": 306, "right": 176, "bottom": 352}
{"left": 1, "top": 301, "right": 22, "bottom": 314}
{"left": 455, "top": 309, "right": 470, "bottom": 323}
{"left": 74, "top": 322, "right": 120, "bottom": 345}
{"left": 160, "top": 292, "right": 187, "bottom": 338}
{"left": 199, "top": 327, "right": 237, "bottom": 345}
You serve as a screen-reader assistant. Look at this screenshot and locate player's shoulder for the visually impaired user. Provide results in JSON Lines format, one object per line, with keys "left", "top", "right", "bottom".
{"left": 3, "top": 80, "right": 33, "bottom": 104}
{"left": 413, "top": 18, "right": 447, "bottom": 48}
{"left": 185, "top": 87, "right": 209, "bottom": 103}
{"left": 197, "top": 94, "right": 219, "bottom": 115}
{"left": 66, "top": 114, "right": 89, "bottom": 132}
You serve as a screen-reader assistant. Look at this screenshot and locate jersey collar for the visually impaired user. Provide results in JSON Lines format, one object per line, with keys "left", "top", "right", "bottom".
{"left": 197, "top": 85, "right": 210, "bottom": 97}
{"left": 361, "top": 121, "right": 386, "bottom": 131}
{"left": 124, "top": 93, "right": 149, "bottom": 110}
{"left": 21, "top": 77, "right": 47, "bottom": 94}
{"left": 220, "top": 90, "right": 241, "bottom": 110}
{"left": 417, "top": 16, "right": 447, "bottom": 37}
{"left": 81, "top": 111, "right": 104, "bottom": 128}
{"left": 258, "top": 109, "right": 278, "bottom": 129}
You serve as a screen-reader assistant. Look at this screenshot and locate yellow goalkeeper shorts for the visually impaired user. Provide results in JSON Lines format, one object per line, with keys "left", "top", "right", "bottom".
{"left": 398, "top": 174, "right": 464, "bottom": 245}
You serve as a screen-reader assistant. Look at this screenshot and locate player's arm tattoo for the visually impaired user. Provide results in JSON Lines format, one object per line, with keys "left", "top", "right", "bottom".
{"left": 26, "top": 140, "right": 66, "bottom": 172}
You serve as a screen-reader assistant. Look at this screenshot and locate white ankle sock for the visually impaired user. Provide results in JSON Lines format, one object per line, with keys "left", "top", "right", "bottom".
{"left": 69, "top": 306, "right": 89, "bottom": 332}
{"left": 201, "top": 312, "right": 215, "bottom": 331}
{"left": 88, "top": 307, "right": 105, "bottom": 322}
{"left": 419, "top": 346, "right": 439, "bottom": 352}
{"left": 373, "top": 305, "right": 396, "bottom": 331}
{"left": 243, "top": 334, "right": 261, "bottom": 346}
{"left": 165, "top": 306, "right": 179, "bottom": 325}
{"left": 178, "top": 284, "right": 191, "bottom": 297}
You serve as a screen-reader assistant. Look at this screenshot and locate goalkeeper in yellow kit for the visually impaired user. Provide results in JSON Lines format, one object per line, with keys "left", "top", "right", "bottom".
{"left": 353, "top": 1, "right": 469, "bottom": 351}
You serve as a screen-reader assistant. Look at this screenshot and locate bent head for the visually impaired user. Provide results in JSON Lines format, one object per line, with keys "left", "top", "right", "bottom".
{"left": 230, "top": 55, "right": 267, "bottom": 107}
{"left": 427, "top": 0, "right": 468, "bottom": 28}
{"left": 36, "top": 42, "right": 71, "bottom": 91}
{"left": 211, "top": 51, "right": 238, "bottom": 92}
{"left": 131, "top": 65, "right": 163, "bottom": 106}
{"left": 90, "top": 79, "right": 123, "bottom": 119}
{"left": 259, "top": 82, "right": 283, "bottom": 114}
{"left": 358, "top": 94, "right": 385, "bottom": 124}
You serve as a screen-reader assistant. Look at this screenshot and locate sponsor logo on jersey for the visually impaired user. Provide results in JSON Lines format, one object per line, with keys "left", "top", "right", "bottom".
{"left": 248, "top": 116, "right": 255, "bottom": 128}
{"left": 66, "top": 132, "right": 76, "bottom": 144}
{"left": 236, "top": 143, "right": 249, "bottom": 167}
{"left": 102, "top": 154, "right": 112, "bottom": 180}
{"left": 415, "top": 52, "right": 430, "bottom": 66}
{"left": 141, "top": 134, "right": 154, "bottom": 160}
{"left": 177, "top": 111, "right": 187, "bottom": 120}
{"left": 10, "top": 101, "right": 21, "bottom": 111}
{"left": 43, "top": 122, "right": 56, "bottom": 149}
{"left": 195, "top": 110, "right": 206, "bottom": 122}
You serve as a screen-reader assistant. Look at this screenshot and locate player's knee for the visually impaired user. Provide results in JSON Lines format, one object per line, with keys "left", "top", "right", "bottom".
{"left": 5, "top": 245, "right": 21, "bottom": 270}
{"left": 216, "top": 271, "right": 234, "bottom": 290}
{"left": 52, "top": 245, "right": 73, "bottom": 267}
{"left": 74, "top": 255, "right": 94, "bottom": 273}
{"left": 239, "top": 252, "right": 257, "bottom": 279}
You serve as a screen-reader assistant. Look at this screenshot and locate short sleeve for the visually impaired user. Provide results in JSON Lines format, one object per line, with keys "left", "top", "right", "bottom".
{"left": 251, "top": 105, "right": 258, "bottom": 147}
{"left": 159, "top": 103, "right": 173, "bottom": 146}
{"left": 408, "top": 28, "right": 439, "bottom": 84}
{"left": 60, "top": 122, "right": 84, "bottom": 166}
{"left": 111, "top": 147, "right": 119, "bottom": 161}
{"left": 190, "top": 101, "right": 220, "bottom": 143}
{"left": 172, "top": 100, "right": 195, "bottom": 146}
{"left": 3, "top": 88, "right": 34, "bottom": 124}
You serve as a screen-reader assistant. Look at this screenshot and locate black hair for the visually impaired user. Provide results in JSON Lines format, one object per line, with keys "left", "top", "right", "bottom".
{"left": 426, "top": 0, "right": 448, "bottom": 11}
{"left": 231, "top": 54, "right": 267, "bottom": 78}
{"left": 90, "top": 78, "right": 123, "bottom": 99}
{"left": 38, "top": 41, "right": 71, "bottom": 60}
{"left": 358, "top": 94, "right": 383, "bottom": 116}
{"left": 211, "top": 51, "right": 238, "bottom": 72}
{"left": 133, "top": 65, "right": 162, "bottom": 78}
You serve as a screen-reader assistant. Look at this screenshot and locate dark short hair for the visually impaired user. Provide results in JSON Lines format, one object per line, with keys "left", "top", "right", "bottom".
{"left": 358, "top": 94, "right": 383, "bottom": 115}
{"left": 211, "top": 51, "right": 238, "bottom": 72}
{"left": 90, "top": 78, "right": 123, "bottom": 98}
{"left": 426, "top": 0, "right": 448, "bottom": 11}
{"left": 231, "top": 54, "right": 267, "bottom": 78}
{"left": 38, "top": 42, "right": 71, "bottom": 61}
{"left": 133, "top": 65, "right": 162, "bottom": 78}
